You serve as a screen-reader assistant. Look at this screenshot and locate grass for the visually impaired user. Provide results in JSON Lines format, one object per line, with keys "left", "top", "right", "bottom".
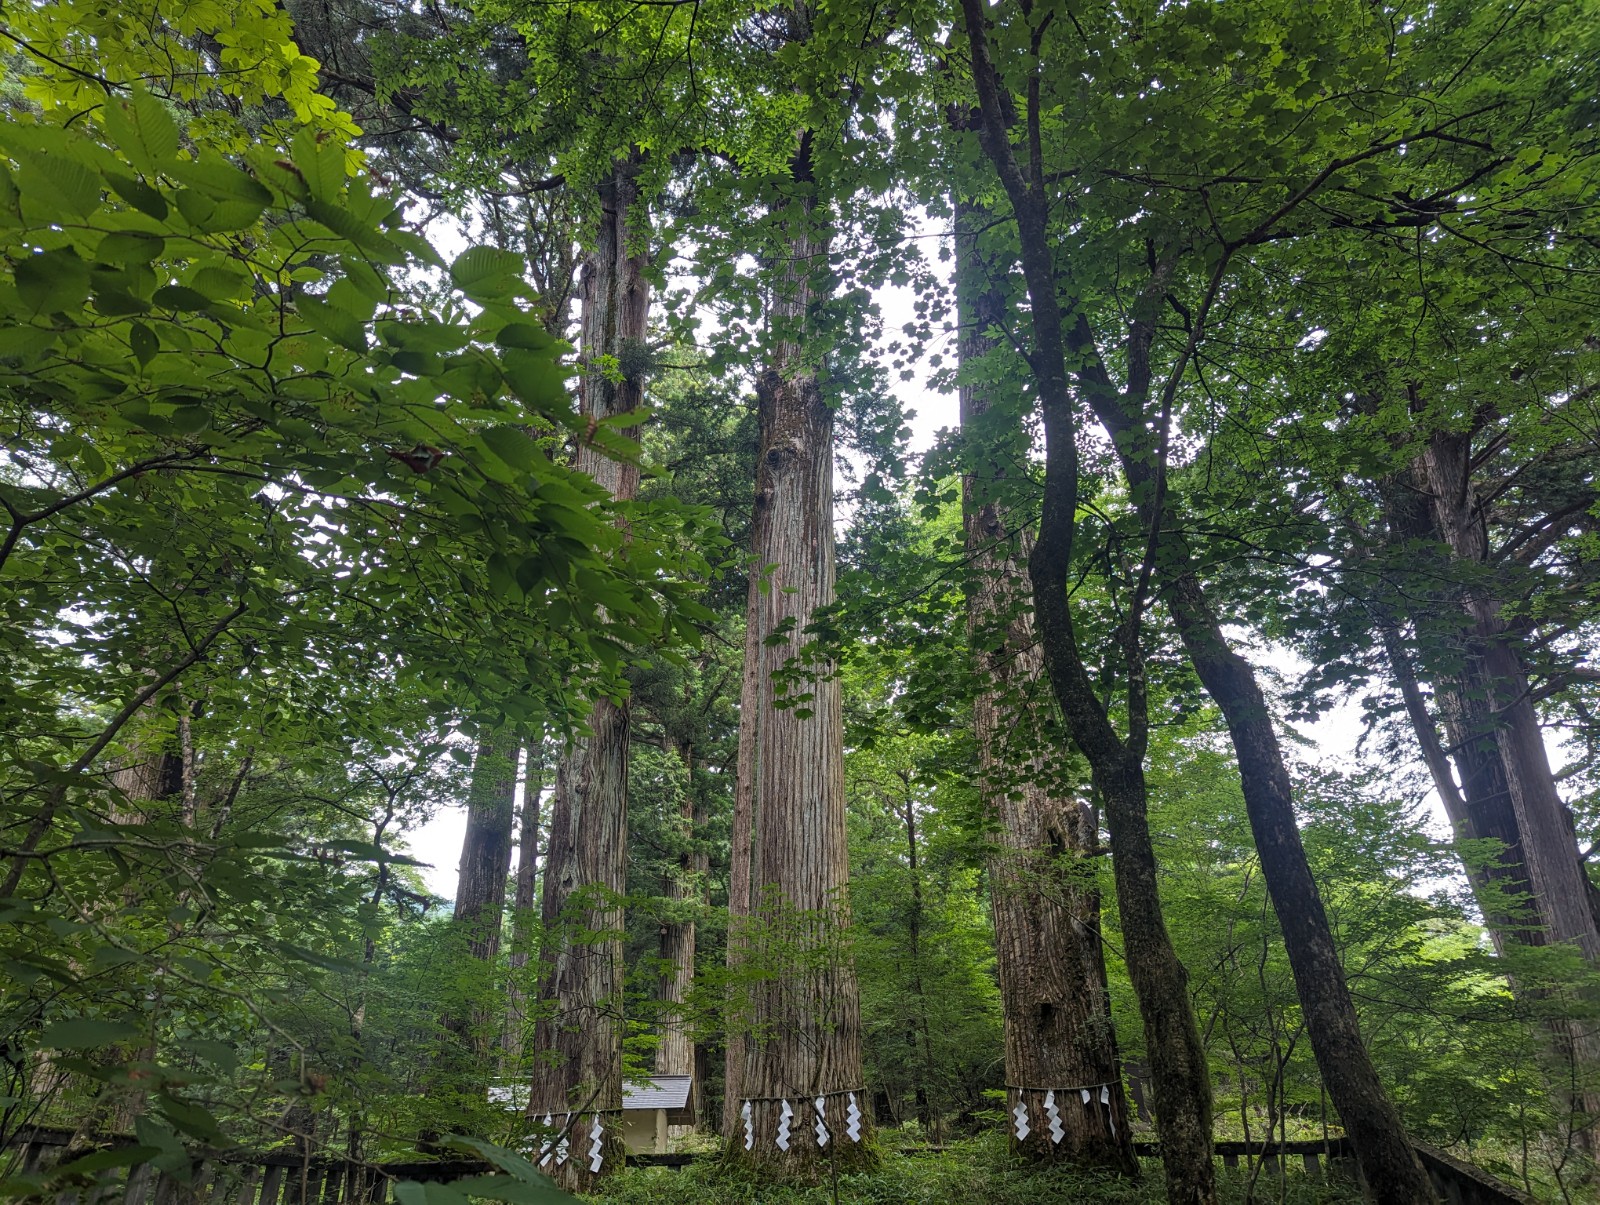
{"left": 583, "top": 1134, "right": 1367, "bottom": 1204}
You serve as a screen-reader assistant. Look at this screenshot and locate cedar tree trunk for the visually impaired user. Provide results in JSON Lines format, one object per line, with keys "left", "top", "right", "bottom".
{"left": 728, "top": 125, "right": 871, "bottom": 1172}
{"left": 955, "top": 200, "right": 1134, "bottom": 1172}
{"left": 526, "top": 157, "right": 649, "bottom": 1190}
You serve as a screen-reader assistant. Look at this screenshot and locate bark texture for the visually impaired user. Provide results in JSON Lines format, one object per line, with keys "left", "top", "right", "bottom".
{"left": 656, "top": 738, "right": 706, "bottom": 1125}
{"left": 505, "top": 749, "right": 544, "bottom": 1067}
{"left": 453, "top": 738, "right": 518, "bottom": 960}
{"left": 722, "top": 568, "right": 762, "bottom": 1140}
{"left": 438, "top": 736, "right": 518, "bottom": 1072}
{"left": 728, "top": 124, "right": 870, "bottom": 1171}
{"left": 955, "top": 202, "right": 1133, "bottom": 1172}
{"left": 951, "top": 30, "right": 1217, "bottom": 1198}
{"left": 525, "top": 159, "right": 648, "bottom": 1190}
{"left": 1412, "top": 432, "right": 1600, "bottom": 963}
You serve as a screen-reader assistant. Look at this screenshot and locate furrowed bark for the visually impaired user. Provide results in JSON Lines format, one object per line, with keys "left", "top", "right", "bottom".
{"left": 1414, "top": 431, "right": 1600, "bottom": 965}
{"left": 729, "top": 117, "right": 871, "bottom": 1172}
{"left": 955, "top": 198, "right": 1133, "bottom": 1172}
{"left": 954, "top": 14, "right": 1215, "bottom": 1200}
{"left": 526, "top": 157, "right": 649, "bottom": 1190}
{"left": 454, "top": 738, "right": 518, "bottom": 960}
{"left": 442, "top": 737, "right": 518, "bottom": 1065}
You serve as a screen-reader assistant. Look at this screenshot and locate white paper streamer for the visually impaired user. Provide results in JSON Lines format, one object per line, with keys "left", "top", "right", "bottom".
{"left": 556, "top": 1115, "right": 569, "bottom": 1166}
{"left": 1045, "top": 1090, "right": 1064, "bottom": 1144}
{"left": 845, "top": 1092, "right": 862, "bottom": 1142}
{"left": 741, "top": 1099, "right": 754, "bottom": 1151}
{"left": 1012, "top": 1099, "right": 1031, "bottom": 1141}
{"left": 538, "top": 1114, "right": 555, "bottom": 1168}
{"left": 1080, "top": 1088, "right": 1092, "bottom": 1106}
{"left": 776, "top": 1099, "right": 793, "bottom": 1151}
{"left": 814, "top": 1096, "right": 829, "bottom": 1147}
{"left": 1101, "top": 1085, "right": 1115, "bottom": 1136}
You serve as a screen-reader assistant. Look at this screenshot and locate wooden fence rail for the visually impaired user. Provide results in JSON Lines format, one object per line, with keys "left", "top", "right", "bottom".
{"left": 4, "top": 1124, "right": 1535, "bottom": 1205}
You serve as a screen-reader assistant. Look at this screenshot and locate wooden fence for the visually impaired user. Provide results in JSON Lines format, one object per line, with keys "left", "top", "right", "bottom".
{"left": 4, "top": 1124, "right": 1537, "bottom": 1205}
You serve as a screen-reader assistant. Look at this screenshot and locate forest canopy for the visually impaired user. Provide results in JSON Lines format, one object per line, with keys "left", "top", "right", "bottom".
{"left": 1, "top": 1, "right": 1597, "bottom": 1203}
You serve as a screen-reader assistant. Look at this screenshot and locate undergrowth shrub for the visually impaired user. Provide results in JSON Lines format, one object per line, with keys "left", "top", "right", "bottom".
{"left": 583, "top": 1134, "right": 1366, "bottom": 1204}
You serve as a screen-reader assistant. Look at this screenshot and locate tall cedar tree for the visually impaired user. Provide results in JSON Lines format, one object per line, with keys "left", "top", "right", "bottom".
{"left": 445, "top": 738, "right": 519, "bottom": 1060}
{"left": 726, "top": 83, "right": 872, "bottom": 1166}
{"left": 949, "top": 24, "right": 1219, "bottom": 1205}
{"left": 954, "top": 200, "right": 1134, "bottom": 1171}
{"left": 527, "top": 157, "right": 649, "bottom": 1189}
{"left": 954, "top": 4, "right": 1437, "bottom": 1200}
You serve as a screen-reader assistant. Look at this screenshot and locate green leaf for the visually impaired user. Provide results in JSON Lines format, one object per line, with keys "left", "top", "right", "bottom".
{"left": 106, "top": 173, "right": 169, "bottom": 220}
{"left": 500, "top": 348, "right": 569, "bottom": 413}
{"left": 40, "top": 1019, "right": 141, "bottom": 1049}
{"left": 175, "top": 191, "right": 267, "bottom": 234}
{"left": 394, "top": 1183, "right": 471, "bottom": 1205}
{"left": 175, "top": 1038, "right": 237, "bottom": 1073}
{"left": 444, "top": 1176, "right": 573, "bottom": 1205}
{"left": 167, "top": 157, "right": 272, "bottom": 205}
{"left": 16, "top": 249, "right": 91, "bottom": 314}
{"left": 102, "top": 88, "right": 180, "bottom": 173}
{"left": 14, "top": 149, "right": 101, "bottom": 219}
{"left": 450, "top": 247, "right": 525, "bottom": 302}
{"left": 496, "top": 323, "right": 555, "bottom": 351}
{"left": 298, "top": 296, "right": 367, "bottom": 351}
{"left": 438, "top": 1138, "right": 570, "bottom": 1197}
{"left": 47, "top": 1146, "right": 161, "bottom": 1178}
{"left": 129, "top": 323, "right": 158, "bottom": 366}
{"left": 96, "top": 232, "right": 165, "bottom": 266}
{"left": 480, "top": 425, "right": 538, "bottom": 472}
{"left": 152, "top": 285, "right": 211, "bottom": 312}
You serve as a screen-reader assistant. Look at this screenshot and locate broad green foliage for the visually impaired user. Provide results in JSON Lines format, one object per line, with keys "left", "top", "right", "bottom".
{"left": 3, "top": 0, "right": 361, "bottom": 155}
{"left": 4, "top": 0, "right": 1599, "bottom": 1199}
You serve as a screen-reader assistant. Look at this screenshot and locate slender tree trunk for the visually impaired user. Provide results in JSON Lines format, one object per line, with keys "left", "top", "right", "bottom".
{"left": 954, "top": 198, "right": 1134, "bottom": 1172}
{"left": 730, "top": 122, "right": 870, "bottom": 1172}
{"left": 657, "top": 737, "right": 706, "bottom": 1128}
{"left": 506, "top": 744, "right": 545, "bottom": 1069}
{"left": 1155, "top": 567, "right": 1435, "bottom": 1203}
{"left": 722, "top": 568, "right": 762, "bottom": 1140}
{"left": 526, "top": 157, "right": 649, "bottom": 1190}
{"left": 952, "top": 32, "right": 1216, "bottom": 1195}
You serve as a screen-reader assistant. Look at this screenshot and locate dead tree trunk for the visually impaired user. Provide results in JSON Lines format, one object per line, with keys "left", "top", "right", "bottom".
{"left": 526, "top": 157, "right": 649, "bottom": 1191}
{"left": 728, "top": 123, "right": 871, "bottom": 1172}
{"left": 955, "top": 199, "right": 1134, "bottom": 1172}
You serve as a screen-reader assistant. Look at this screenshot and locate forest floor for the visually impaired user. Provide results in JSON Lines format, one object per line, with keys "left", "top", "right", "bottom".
{"left": 583, "top": 1137, "right": 1365, "bottom": 1204}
